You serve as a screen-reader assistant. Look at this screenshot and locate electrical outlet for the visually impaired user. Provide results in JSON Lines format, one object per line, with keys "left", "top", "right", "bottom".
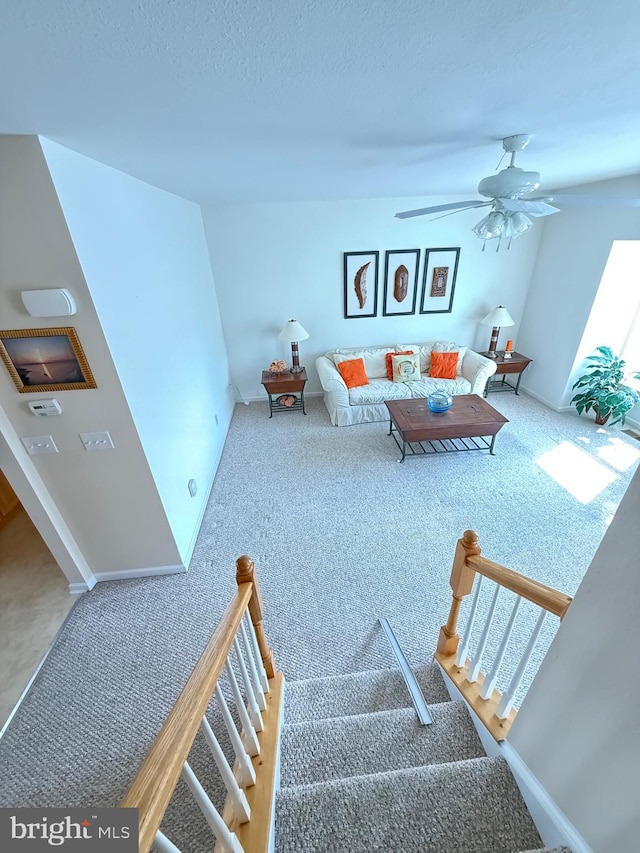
{"left": 21, "top": 435, "right": 59, "bottom": 455}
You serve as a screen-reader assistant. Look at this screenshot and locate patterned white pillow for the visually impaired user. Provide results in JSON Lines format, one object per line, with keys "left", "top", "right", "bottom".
{"left": 391, "top": 352, "right": 421, "bottom": 382}
{"left": 398, "top": 343, "right": 433, "bottom": 374}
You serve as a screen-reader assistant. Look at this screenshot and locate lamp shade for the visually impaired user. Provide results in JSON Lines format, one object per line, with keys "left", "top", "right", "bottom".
{"left": 278, "top": 319, "right": 309, "bottom": 342}
{"left": 481, "top": 306, "right": 515, "bottom": 327}
{"left": 473, "top": 211, "right": 505, "bottom": 240}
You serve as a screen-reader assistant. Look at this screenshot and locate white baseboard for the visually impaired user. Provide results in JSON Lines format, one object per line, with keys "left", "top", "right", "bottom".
{"left": 500, "top": 739, "right": 593, "bottom": 853}
{"left": 625, "top": 413, "right": 640, "bottom": 432}
{"left": 68, "top": 581, "right": 90, "bottom": 594}
{"left": 436, "top": 660, "right": 592, "bottom": 853}
{"left": 93, "top": 564, "right": 186, "bottom": 583}
{"left": 519, "top": 385, "right": 573, "bottom": 413}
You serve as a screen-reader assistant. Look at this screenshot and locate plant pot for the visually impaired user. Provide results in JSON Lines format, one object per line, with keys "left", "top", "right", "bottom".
{"left": 594, "top": 411, "right": 610, "bottom": 426}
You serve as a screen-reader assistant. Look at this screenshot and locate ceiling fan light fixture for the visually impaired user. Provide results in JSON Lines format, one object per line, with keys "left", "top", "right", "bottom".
{"left": 503, "top": 211, "right": 533, "bottom": 239}
{"left": 394, "top": 135, "right": 640, "bottom": 242}
{"left": 473, "top": 210, "right": 505, "bottom": 240}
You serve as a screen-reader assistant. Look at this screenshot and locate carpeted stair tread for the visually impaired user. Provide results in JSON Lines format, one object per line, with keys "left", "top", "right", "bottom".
{"left": 280, "top": 700, "right": 485, "bottom": 786}
{"left": 275, "top": 756, "right": 542, "bottom": 853}
{"left": 284, "top": 662, "right": 449, "bottom": 724}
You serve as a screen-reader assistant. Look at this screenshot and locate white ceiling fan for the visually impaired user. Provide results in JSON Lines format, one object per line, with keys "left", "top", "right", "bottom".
{"left": 396, "top": 134, "right": 640, "bottom": 251}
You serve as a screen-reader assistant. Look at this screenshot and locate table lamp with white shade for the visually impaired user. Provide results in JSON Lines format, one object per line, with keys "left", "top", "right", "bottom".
{"left": 480, "top": 306, "right": 515, "bottom": 358}
{"left": 278, "top": 319, "right": 309, "bottom": 373}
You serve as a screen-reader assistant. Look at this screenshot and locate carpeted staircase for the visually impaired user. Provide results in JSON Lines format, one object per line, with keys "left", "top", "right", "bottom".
{"left": 275, "top": 663, "right": 570, "bottom": 853}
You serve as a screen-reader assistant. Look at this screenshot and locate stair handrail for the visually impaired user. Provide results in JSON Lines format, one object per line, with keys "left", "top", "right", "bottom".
{"left": 120, "top": 556, "right": 281, "bottom": 853}
{"left": 436, "top": 529, "right": 572, "bottom": 740}
{"left": 466, "top": 553, "right": 572, "bottom": 617}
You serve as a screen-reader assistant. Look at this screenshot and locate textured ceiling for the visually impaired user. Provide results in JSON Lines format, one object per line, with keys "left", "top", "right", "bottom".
{"left": 1, "top": 0, "right": 639, "bottom": 204}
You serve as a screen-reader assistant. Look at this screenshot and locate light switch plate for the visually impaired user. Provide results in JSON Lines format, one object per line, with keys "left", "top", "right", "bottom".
{"left": 80, "top": 431, "right": 114, "bottom": 451}
{"left": 21, "top": 435, "right": 59, "bottom": 455}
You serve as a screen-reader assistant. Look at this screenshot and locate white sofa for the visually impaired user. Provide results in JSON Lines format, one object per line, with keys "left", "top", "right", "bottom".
{"left": 316, "top": 342, "right": 497, "bottom": 426}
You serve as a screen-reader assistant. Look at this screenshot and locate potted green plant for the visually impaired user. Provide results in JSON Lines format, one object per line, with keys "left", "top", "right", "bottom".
{"left": 571, "top": 346, "right": 640, "bottom": 426}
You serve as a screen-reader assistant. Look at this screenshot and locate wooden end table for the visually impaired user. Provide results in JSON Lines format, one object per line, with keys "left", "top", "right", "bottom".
{"left": 482, "top": 351, "right": 532, "bottom": 396}
{"left": 261, "top": 368, "right": 307, "bottom": 417}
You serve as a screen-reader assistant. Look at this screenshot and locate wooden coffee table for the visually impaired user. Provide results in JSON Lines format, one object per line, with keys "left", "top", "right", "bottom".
{"left": 385, "top": 395, "right": 509, "bottom": 462}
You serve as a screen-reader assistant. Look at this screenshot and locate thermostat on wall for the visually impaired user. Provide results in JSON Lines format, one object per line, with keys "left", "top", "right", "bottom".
{"left": 28, "top": 399, "right": 63, "bottom": 416}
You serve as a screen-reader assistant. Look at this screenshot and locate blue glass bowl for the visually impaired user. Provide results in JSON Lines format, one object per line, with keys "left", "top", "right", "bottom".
{"left": 428, "top": 392, "right": 453, "bottom": 413}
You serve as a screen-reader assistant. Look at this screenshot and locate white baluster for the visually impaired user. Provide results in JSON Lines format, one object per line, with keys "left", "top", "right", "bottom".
{"left": 456, "top": 575, "right": 484, "bottom": 666}
{"left": 234, "top": 637, "right": 264, "bottom": 732}
{"left": 468, "top": 584, "right": 501, "bottom": 682}
{"left": 200, "top": 715, "right": 251, "bottom": 823}
{"left": 497, "top": 609, "right": 547, "bottom": 719}
{"left": 154, "top": 830, "right": 183, "bottom": 853}
{"left": 480, "top": 596, "right": 522, "bottom": 699}
{"left": 214, "top": 684, "right": 256, "bottom": 787}
{"left": 225, "top": 660, "right": 260, "bottom": 756}
{"left": 244, "top": 613, "right": 270, "bottom": 694}
{"left": 240, "top": 621, "right": 267, "bottom": 711}
{"left": 181, "top": 761, "right": 244, "bottom": 853}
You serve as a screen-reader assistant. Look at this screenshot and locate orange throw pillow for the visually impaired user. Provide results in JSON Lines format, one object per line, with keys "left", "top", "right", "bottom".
{"left": 385, "top": 350, "right": 414, "bottom": 380}
{"left": 430, "top": 351, "right": 458, "bottom": 379}
{"left": 337, "top": 358, "right": 369, "bottom": 388}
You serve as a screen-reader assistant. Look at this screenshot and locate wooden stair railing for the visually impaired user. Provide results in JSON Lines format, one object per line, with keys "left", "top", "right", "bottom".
{"left": 120, "top": 556, "right": 283, "bottom": 853}
{"left": 435, "top": 529, "right": 572, "bottom": 741}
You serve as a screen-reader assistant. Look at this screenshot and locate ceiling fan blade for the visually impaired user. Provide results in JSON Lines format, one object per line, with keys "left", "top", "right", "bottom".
{"left": 395, "top": 200, "right": 488, "bottom": 219}
{"left": 499, "top": 198, "right": 560, "bottom": 217}
{"left": 427, "top": 203, "right": 493, "bottom": 222}
{"left": 532, "top": 194, "right": 640, "bottom": 208}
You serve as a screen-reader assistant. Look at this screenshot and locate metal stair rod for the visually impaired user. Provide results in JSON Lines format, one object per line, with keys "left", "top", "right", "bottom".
{"left": 379, "top": 618, "right": 433, "bottom": 726}
{"left": 154, "top": 830, "right": 183, "bottom": 853}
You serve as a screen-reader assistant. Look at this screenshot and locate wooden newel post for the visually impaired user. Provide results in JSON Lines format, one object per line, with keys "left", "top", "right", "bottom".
{"left": 436, "top": 530, "right": 481, "bottom": 657}
{"left": 236, "top": 555, "right": 276, "bottom": 678}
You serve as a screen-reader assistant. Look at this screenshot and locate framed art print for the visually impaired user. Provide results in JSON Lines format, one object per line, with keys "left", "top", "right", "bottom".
{"left": 382, "top": 249, "right": 420, "bottom": 316}
{"left": 344, "top": 251, "right": 379, "bottom": 318}
{"left": 0, "top": 327, "right": 97, "bottom": 393}
{"left": 419, "top": 247, "right": 460, "bottom": 315}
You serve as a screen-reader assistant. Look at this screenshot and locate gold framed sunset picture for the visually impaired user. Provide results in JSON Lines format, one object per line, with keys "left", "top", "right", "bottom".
{"left": 0, "top": 327, "right": 97, "bottom": 393}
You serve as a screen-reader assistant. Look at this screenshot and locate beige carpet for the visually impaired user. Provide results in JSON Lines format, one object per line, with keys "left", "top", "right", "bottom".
{"left": 0, "top": 509, "right": 75, "bottom": 728}
{"left": 1, "top": 393, "right": 638, "bottom": 818}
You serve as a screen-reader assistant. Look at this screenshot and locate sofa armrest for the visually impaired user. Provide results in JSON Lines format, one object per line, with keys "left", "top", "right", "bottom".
{"left": 461, "top": 350, "right": 497, "bottom": 395}
{"left": 316, "top": 355, "right": 350, "bottom": 406}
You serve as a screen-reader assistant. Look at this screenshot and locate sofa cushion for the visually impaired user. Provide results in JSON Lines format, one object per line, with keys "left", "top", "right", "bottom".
{"left": 433, "top": 341, "right": 467, "bottom": 375}
{"left": 348, "top": 378, "right": 411, "bottom": 405}
{"left": 391, "top": 353, "right": 421, "bottom": 382}
{"left": 385, "top": 350, "right": 413, "bottom": 380}
{"left": 407, "top": 377, "right": 471, "bottom": 398}
{"left": 337, "top": 357, "right": 369, "bottom": 388}
{"left": 333, "top": 347, "right": 390, "bottom": 379}
{"left": 430, "top": 351, "right": 458, "bottom": 379}
{"left": 400, "top": 342, "right": 467, "bottom": 375}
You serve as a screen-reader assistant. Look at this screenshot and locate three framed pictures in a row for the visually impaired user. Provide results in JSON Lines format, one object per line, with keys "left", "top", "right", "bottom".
{"left": 343, "top": 247, "right": 460, "bottom": 319}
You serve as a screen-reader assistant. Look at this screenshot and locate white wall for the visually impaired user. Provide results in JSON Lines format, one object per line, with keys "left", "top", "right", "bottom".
{"left": 517, "top": 175, "right": 640, "bottom": 410}
{"left": 0, "top": 136, "right": 181, "bottom": 576}
{"left": 0, "top": 426, "right": 93, "bottom": 591}
{"left": 41, "top": 139, "right": 235, "bottom": 564}
{"left": 203, "top": 198, "right": 543, "bottom": 401}
{"left": 510, "top": 463, "right": 640, "bottom": 853}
